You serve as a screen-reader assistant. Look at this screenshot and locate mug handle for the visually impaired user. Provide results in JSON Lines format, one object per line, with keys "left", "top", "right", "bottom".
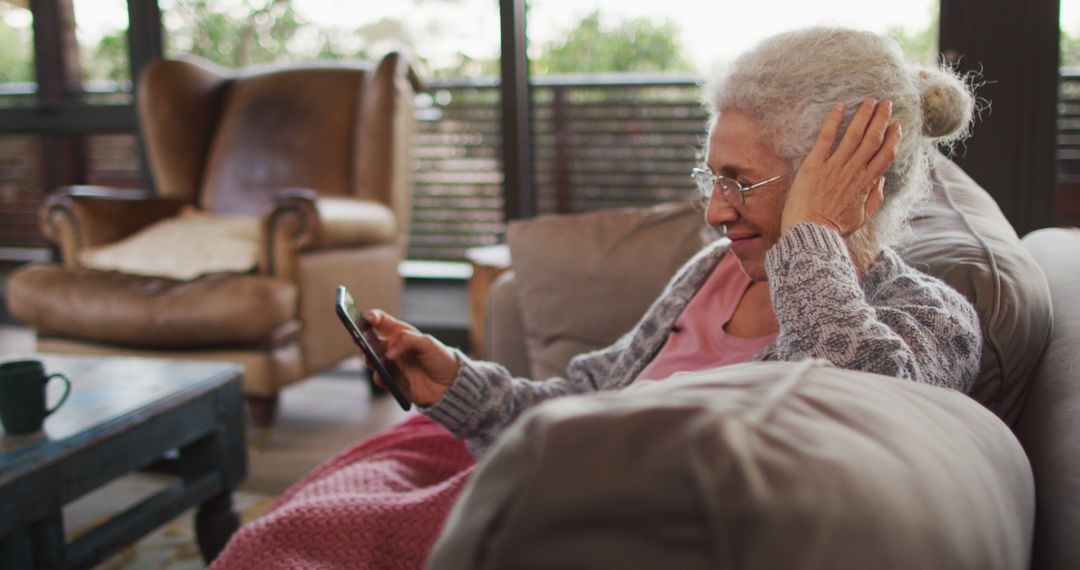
{"left": 44, "top": 373, "right": 71, "bottom": 417}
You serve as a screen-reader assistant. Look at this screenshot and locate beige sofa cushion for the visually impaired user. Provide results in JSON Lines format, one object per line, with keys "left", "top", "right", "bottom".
{"left": 430, "top": 360, "right": 1035, "bottom": 570}
{"left": 899, "top": 153, "right": 1053, "bottom": 424}
{"left": 507, "top": 200, "right": 711, "bottom": 379}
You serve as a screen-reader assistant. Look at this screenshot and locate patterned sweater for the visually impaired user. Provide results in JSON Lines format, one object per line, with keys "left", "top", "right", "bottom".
{"left": 424, "top": 223, "right": 982, "bottom": 457}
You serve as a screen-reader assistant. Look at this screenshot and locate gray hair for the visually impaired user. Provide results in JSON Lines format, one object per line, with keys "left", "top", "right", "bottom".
{"left": 704, "top": 27, "right": 975, "bottom": 260}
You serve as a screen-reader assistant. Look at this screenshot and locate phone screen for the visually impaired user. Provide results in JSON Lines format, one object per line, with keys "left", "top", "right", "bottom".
{"left": 335, "top": 286, "right": 412, "bottom": 411}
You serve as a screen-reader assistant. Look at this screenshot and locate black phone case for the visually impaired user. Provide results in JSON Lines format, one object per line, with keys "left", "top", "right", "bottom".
{"left": 335, "top": 286, "right": 412, "bottom": 411}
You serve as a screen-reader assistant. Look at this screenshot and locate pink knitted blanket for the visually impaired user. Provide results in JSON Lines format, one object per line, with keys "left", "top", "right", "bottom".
{"left": 211, "top": 415, "right": 477, "bottom": 569}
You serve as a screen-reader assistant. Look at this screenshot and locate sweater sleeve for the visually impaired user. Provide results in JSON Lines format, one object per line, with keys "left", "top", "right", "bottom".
{"left": 421, "top": 350, "right": 591, "bottom": 457}
{"left": 420, "top": 242, "right": 729, "bottom": 457}
{"left": 765, "top": 223, "right": 982, "bottom": 391}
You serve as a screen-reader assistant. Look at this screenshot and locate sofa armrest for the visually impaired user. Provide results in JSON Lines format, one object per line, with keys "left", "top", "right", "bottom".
{"left": 41, "top": 185, "right": 189, "bottom": 267}
{"left": 1015, "top": 227, "right": 1080, "bottom": 569}
{"left": 486, "top": 270, "right": 532, "bottom": 378}
{"left": 260, "top": 189, "right": 397, "bottom": 281}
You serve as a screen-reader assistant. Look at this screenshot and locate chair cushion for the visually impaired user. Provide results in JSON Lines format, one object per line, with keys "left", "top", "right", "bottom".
{"left": 507, "top": 200, "right": 711, "bottom": 379}
{"left": 79, "top": 207, "right": 260, "bottom": 281}
{"left": 430, "top": 360, "right": 1035, "bottom": 570}
{"left": 897, "top": 152, "right": 1053, "bottom": 424}
{"left": 7, "top": 264, "right": 297, "bottom": 348}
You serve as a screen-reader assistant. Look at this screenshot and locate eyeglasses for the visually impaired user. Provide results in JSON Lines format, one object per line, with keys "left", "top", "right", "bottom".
{"left": 690, "top": 166, "right": 793, "bottom": 206}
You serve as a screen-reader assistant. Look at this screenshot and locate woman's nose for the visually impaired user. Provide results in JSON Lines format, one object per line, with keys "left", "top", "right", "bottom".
{"left": 705, "top": 189, "right": 739, "bottom": 228}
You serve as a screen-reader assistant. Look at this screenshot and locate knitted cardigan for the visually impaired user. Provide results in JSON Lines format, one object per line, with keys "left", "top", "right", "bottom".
{"left": 424, "top": 223, "right": 983, "bottom": 457}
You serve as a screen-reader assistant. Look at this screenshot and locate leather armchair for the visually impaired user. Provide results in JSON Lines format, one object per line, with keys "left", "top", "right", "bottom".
{"left": 8, "top": 52, "right": 418, "bottom": 427}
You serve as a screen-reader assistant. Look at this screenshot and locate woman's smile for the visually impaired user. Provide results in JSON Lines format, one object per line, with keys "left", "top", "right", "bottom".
{"left": 726, "top": 233, "right": 759, "bottom": 250}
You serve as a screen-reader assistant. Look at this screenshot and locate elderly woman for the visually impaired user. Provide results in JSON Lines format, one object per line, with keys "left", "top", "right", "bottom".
{"left": 212, "top": 27, "right": 982, "bottom": 569}
{"left": 370, "top": 26, "right": 981, "bottom": 456}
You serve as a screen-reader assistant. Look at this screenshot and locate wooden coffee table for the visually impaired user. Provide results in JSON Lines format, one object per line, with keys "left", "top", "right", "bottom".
{"left": 0, "top": 355, "right": 246, "bottom": 569}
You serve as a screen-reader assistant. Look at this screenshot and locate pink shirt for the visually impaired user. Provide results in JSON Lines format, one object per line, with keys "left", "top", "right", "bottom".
{"left": 635, "top": 254, "right": 777, "bottom": 382}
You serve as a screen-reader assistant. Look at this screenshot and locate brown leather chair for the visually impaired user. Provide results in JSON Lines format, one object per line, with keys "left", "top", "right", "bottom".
{"left": 7, "top": 52, "right": 418, "bottom": 427}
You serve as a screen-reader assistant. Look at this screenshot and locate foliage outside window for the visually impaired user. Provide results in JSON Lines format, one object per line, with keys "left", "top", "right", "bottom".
{"left": 0, "top": 2, "right": 33, "bottom": 92}
{"left": 158, "top": 0, "right": 497, "bottom": 77}
{"left": 531, "top": 10, "right": 692, "bottom": 75}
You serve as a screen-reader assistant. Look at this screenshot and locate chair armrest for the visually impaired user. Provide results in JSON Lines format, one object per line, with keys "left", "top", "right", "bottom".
{"left": 41, "top": 185, "right": 189, "bottom": 267}
{"left": 259, "top": 189, "right": 397, "bottom": 280}
{"left": 313, "top": 196, "right": 397, "bottom": 248}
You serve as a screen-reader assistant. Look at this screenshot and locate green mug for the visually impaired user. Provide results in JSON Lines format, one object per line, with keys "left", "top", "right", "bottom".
{"left": 0, "top": 359, "right": 71, "bottom": 435}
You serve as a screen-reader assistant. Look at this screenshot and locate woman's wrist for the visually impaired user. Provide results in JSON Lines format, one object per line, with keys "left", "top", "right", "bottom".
{"left": 420, "top": 348, "right": 467, "bottom": 407}
{"left": 419, "top": 351, "right": 488, "bottom": 433}
{"left": 768, "top": 222, "right": 851, "bottom": 270}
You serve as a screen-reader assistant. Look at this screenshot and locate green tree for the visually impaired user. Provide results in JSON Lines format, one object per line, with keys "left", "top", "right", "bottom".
{"left": 161, "top": 0, "right": 396, "bottom": 69}
{"left": 84, "top": 30, "right": 129, "bottom": 83}
{"left": 165, "top": 0, "right": 303, "bottom": 67}
{"left": 1062, "top": 29, "right": 1080, "bottom": 68}
{"left": 885, "top": 2, "right": 940, "bottom": 66}
{"left": 0, "top": 17, "right": 33, "bottom": 83}
{"left": 533, "top": 10, "right": 692, "bottom": 75}
{"left": 430, "top": 53, "right": 500, "bottom": 79}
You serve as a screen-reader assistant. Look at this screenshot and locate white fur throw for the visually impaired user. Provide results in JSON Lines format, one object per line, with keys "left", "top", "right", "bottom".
{"left": 80, "top": 207, "right": 260, "bottom": 281}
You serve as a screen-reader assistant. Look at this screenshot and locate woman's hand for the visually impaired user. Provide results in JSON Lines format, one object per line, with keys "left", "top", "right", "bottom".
{"left": 366, "top": 309, "right": 460, "bottom": 406}
{"left": 780, "top": 98, "right": 903, "bottom": 236}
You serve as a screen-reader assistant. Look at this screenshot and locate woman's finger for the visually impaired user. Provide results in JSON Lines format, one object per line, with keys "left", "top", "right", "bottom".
{"left": 805, "top": 103, "right": 845, "bottom": 163}
{"left": 365, "top": 360, "right": 387, "bottom": 387}
{"left": 852, "top": 99, "right": 892, "bottom": 165}
{"left": 867, "top": 122, "right": 902, "bottom": 178}
{"left": 384, "top": 328, "right": 416, "bottom": 360}
{"left": 832, "top": 98, "right": 877, "bottom": 162}
{"left": 386, "top": 329, "right": 437, "bottom": 362}
{"left": 367, "top": 309, "right": 417, "bottom": 337}
{"left": 864, "top": 177, "right": 886, "bottom": 221}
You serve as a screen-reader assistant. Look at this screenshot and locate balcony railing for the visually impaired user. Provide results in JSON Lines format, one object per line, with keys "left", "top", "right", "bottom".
{"left": 412, "top": 75, "right": 704, "bottom": 259}
{"left": 2, "top": 72, "right": 1078, "bottom": 260}
{"left": 1057, "top": 68, "right": 1080, "bottom": 226}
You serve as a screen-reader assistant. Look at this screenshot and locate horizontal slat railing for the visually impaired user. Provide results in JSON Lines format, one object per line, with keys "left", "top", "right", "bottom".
{"left": 3, "top": 71, "right": 1077, "bottom": 259}
{"left": 411, "top": 80, "right": 504, "bottom": 260}
{"left": 1057, "top": 69, "right": 1080, "bottom": 226}
{"left": 413, "top": 76, "right": 706, "bottom": 258}
{"left": 530, "top": 78, "right": 705, "bottom": 216}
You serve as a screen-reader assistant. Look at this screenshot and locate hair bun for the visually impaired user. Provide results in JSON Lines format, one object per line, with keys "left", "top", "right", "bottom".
{"left": 915, "top": 67, "right": 975, "bottom": 141}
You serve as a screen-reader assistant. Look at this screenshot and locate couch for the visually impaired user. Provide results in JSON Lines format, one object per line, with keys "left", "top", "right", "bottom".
{"left": 433, "top": 152, "right": 1078, "bottom": 569}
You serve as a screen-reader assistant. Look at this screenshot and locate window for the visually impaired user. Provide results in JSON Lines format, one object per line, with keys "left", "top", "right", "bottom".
{"left": 159, "top": 0, "right": 505, "bottom": 261}
{"left": 0, "top": 2, "right": 34, "bottom": 108}
{"left": 0, "top": 135, "right": 47, "bottom": 248}
{"left": 0, "top": 1, "right": 140, "bottom": 251}
{"left": 74, "top": 0, "right": 132, "bottom": 103}
{"left": 525, "top": 0, "right": 940, "bottom": 216}
{"left": 528, "top": 0, "right": 939, "bottom": 74}
{"left": 159, "top": 0, "right": 502, "bottom": 72}
{"left": 1061, "top": 0, "right": 1080, "bottom": 226}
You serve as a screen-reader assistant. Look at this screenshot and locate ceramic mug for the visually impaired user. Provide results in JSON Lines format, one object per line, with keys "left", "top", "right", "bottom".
{"left": 0, "top": 359, "right": 71, "bottom": 435}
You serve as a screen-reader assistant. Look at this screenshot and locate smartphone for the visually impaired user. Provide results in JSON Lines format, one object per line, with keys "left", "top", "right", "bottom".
{"left": 334, "top": 286, "right": 412, "bottom": 411}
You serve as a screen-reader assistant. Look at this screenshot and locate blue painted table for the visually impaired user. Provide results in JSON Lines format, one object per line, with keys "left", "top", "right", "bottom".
{"left": 0, "top": 355, "right": 247, "bottom": 569}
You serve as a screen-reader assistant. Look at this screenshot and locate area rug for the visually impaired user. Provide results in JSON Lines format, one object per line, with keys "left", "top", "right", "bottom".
{"left": 95, "top": 489, "right": 276, "bottom": 569}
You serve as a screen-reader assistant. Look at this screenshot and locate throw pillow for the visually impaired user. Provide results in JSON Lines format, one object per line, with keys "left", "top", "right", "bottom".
{"left": 899, "top": 152, "right": 1053, "bottom": 424}
{"left": 508, "top": 200, "right": 711, "bottom": 379}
